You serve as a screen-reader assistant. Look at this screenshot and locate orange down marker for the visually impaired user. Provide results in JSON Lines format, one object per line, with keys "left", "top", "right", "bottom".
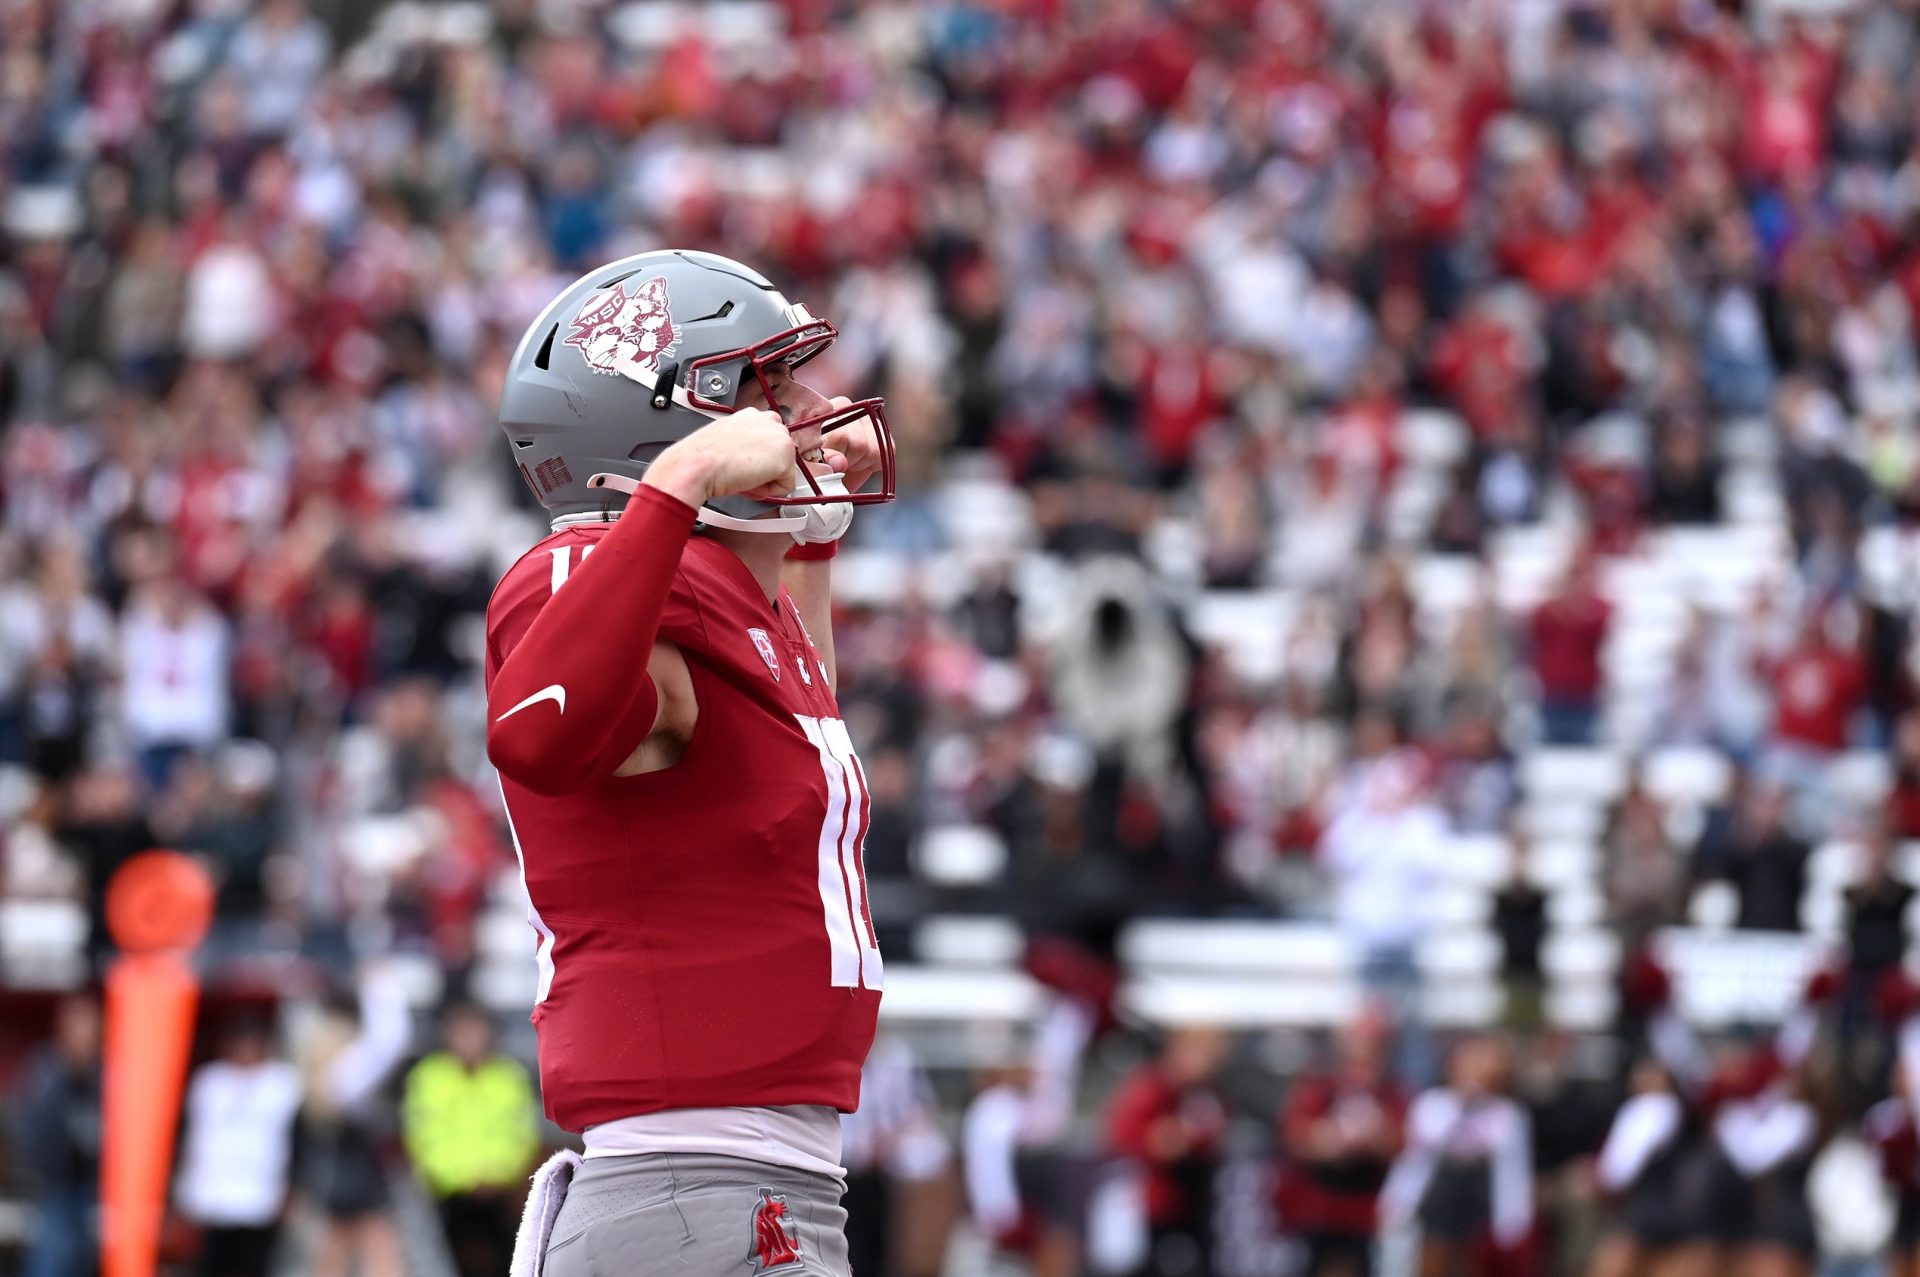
{"left": 100, "top": 851, "right": 214, "bottom": 1277}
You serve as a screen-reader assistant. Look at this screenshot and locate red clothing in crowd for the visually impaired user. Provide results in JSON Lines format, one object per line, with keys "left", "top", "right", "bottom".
{"left": 1105, "top": 1064, "right": 1229, "bottom": 1226}
{"left": 1529, "top": 584, "right": 1612, "bottom": 705}
{"left": 1770, "top": 641, "right": 1865, "bottom": 751}
{"left": 1276, "top": 1073, "right": 1406, "bottom": 1237}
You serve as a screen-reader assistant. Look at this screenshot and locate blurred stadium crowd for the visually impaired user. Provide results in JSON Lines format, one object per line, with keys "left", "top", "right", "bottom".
{"left": 8, "top": 0, "right": 1920, "bottom": 1273}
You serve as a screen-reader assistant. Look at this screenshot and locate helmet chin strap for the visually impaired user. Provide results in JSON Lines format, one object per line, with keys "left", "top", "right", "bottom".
{"left": 585, "top": 472, "right": 808, "bottom": 534}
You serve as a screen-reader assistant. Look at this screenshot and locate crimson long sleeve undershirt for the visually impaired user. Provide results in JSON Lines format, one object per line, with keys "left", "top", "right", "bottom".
{"left": 486, "top": 485, "right": 697, "bottom": 796}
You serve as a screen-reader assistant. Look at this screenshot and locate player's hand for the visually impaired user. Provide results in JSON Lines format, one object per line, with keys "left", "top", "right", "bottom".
{"left": 820, "top": 398, "right": 885, "bottom": 493}
{"left": 646, "top": 408, "right": 798, "bottom": 507}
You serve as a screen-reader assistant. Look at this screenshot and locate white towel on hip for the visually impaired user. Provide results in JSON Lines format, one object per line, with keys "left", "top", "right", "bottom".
{"left": 509, "top": 1148, "right": 583, "bottom": 1277}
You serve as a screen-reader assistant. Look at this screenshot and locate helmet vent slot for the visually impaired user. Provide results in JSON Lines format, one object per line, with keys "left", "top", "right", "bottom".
{"left": 595, "top": 268, "right": 641, "bottom": 289}
{"left": 688, "top": 300, "right": 735, "bottom": 323}
{"left": 512, "top": 438, "right": 535, "bottom": 451}
{"left": 533, "top": 323, "right": 559, "bottom": 371}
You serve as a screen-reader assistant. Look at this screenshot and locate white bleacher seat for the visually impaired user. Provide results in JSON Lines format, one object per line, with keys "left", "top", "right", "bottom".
{"left": 1899, "top": 843, "right": 1920, "bottom": 885}
{"left": 1809, "top": 840, "right": 1865, "bottom": 890}
{"left": 822, "top": 548, "right": 912, "bottom": 608}
{"left": 1801, "top": 889, "right": 1845, "bottom": 942}
{"left": 1384, "top": 468, "right": 1447, "bottom": 533}
{"left": 935, "top": 478, "right": 1035, "bottom": 557}
{"left": 914, "top": 915, "right": 1025, "bottom": 966}
{"left": 1124, "top": 973, "right": 1361, "bottom": 1027}
{"left": 1435, "top": 834, "right": 1512, "bottom": 887}
{"left": 1525, "top": 840, "right": 1598, "bottom": 888}
{"left": 1409, "top": 555, "right": 1484, "bottom": 619}
{"left": 1419, "top": 930, "right": 1499, "bottom": 978}
{"left": 474, "top": 960, "right": 536, "bottom": 1013}
{"left": 1521, "top": 749, "right": 1630, "bottom": 804}
{"left": 476, "top": 908, "right": 534, "bottom": 960}
{"left": 1515, "top": 800, "right": 1608, "bottom": 843}
{"left": 1547, "top": 984, "right": 1618, "bottom": 1031}
{"left": 1546, "top": 884, "right": 1606, "bottom": 928}
{"left": 912, "top": 825, "right": 1008, "bottom": 886}
{"left": 1015, "top": 553, "right": 1077, "bottom": 644}
{"left": 1185, "top": 590, "right": 1296, "bottom": 686}
{"left": 1422, "top": 981, "right": 1505, "bottom": 1027}
{"left": 1643, "top": 747, "right": 1735, "bottom": 809}
{"left": 1688, "top": 881, "right": 1740, "bottom": 931}
{"left": 1543, "top": 928, "right": 1621, "bottom": 980}
{"left": 878, "top": 966, "right": 1043, "bottom": 1021}
{"left": 1828, "top": 752, "right": 1893, "bottom": 807}
{"left": 1395, "top": 408, "right": 1469, "bottom": 467}
{"left": 1122, "top": 921, "right": 1350, "bottom": 975}
{"left": 0, "top": 899, "right": 86, "bottom": 987}
{"left": 1425, "top": 887, "right": 1493, "bottom": 927}
{"left": 1654, "top": 928, "right": 1825, "bottom": 1027}
{"left": 1718, "top": 419, "right": 1778, "bottom": 465}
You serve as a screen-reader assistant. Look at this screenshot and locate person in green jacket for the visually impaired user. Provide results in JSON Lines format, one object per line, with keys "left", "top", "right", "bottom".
{"left": 403, "top": 1002, "right": 540, "bottom": 1277}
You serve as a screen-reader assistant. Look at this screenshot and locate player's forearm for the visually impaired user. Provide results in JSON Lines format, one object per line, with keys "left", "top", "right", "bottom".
{"left": 488, "top": 485, "right": 697, "bottom": 795}
{"left": 782, "top": 554, "right": 837, "bottom": 690}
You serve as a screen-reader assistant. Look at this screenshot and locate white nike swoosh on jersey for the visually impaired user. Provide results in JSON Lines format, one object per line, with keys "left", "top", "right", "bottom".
{"left": 495, "top": 684, "right": 567, "bottom": 722}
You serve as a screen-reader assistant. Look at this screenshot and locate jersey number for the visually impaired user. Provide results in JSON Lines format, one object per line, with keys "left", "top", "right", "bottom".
{"left": 797, "top": 714, "right": 884, "bottom": 990}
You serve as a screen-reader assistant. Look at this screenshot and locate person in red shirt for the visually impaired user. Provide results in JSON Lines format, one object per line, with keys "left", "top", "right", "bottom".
{"left": 1529, "top": 552, "right": 1612, "bottom": 745}
{"left": 1278, "top": 1007, "right": 1407, "bottom": 1277}
{"left": 486, "top": 250, "right": 897, "bottom": 1277}
{"left": 1767, "top": 610, "right": 1865, "bottom": 756}
{"left": 1105, "top": 1025, "right": 1231, "bottom": 1275}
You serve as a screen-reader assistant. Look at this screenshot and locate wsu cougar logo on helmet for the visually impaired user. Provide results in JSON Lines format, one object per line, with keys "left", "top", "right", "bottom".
{"left": 563, "top": 276, "right": 679, "bottom": 377}
{"left": 747, "top": 1189, "right": 803, "bottom": 1273}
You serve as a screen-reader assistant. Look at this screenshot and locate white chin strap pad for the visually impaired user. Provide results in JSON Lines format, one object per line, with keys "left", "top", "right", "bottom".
{"left": 586, "top": 472, "right": 810, "bottom": 535}
{"left": 791, "top": 473, "right": 855, "bottom": 545}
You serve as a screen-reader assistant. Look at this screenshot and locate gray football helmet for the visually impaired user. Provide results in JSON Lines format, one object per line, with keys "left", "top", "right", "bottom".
{"left": 499, "top": 249, "right": 895, "bottom": 529}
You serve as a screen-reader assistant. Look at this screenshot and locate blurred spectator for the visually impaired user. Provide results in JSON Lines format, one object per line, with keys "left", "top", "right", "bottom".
{"left": 1319, "top": 744, "right": 1444, "bottom": 1085}
{"left": 1277, "top": 1010, "right": 1407, "bottom": 1277}
{"left": 1380, "top": 1037, "right": 1534, "bottom": 1277}
{"left": 1646, "top": 415, "right": 1724, "bottom": 527}
{"left": 1765, "top": 609, "right": 1866, "bottom": 775}
{"left": 401, "top": 1002, "right": 538, "bottom": 1277}
{"left": 13, "top": 995, "right": 102, "bottom": 1277}
{"left": 1604, "top": 782, "right": 1685, "bottom": 941}
{"left": 962, "top": 1001, "right": 1095, "bottom": 1277}
{"left": 1692, "top": 779, "right": 1812, "bottom": 933}
{"left": 295, "top": 965, "right": 412, "bottom": 1277}
{"left": 1529, "top": 554, "right": 1612, "bottom": 746}
{"left": 840, "top": 1036, "right": 954, "bottom": 1277}
{"left": 174, "top": 1017, "right": 301, "bottom": 1277}
{"left": 1493, "top": 841, "right": 1549, "bottom": 1031}
{"left": 118, "top": 569, "right": 230, "bottom": 792}
{"left": 1839, "top": 819, "right": 1916, "bottom": 1103}
{"left": 1435, "top": 698, "right": 1516, "bottom": 837}
{"left": 1892, "top": 710, "right": 1920, "bottom": 838}
{"left": 1105, "top": 1026, "right": 1231, "bottom": 1276}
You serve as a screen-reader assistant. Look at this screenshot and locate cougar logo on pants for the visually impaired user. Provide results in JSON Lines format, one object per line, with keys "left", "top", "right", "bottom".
{"left": 748, "top": 1188, "right": 803, "bottom": 1272}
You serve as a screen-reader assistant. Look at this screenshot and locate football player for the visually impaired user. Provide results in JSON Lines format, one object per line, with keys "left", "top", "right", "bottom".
{"left": 487, "top": 251, "right": 893, "bottom": 1277}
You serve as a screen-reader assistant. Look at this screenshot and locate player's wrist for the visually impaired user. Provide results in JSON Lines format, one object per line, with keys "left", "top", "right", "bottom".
{"left": 642, "top": 448, "right": 716, "bottom": 508}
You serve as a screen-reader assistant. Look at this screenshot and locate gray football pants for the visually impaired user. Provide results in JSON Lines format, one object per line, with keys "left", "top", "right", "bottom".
{"left": 542, "top": 1153, "right": 851, "bottom": 1277}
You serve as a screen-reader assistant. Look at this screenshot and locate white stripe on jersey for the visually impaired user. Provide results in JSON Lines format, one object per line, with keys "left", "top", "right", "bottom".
{"left": 498, "top": 778, "right": 558, "bottom": 1005}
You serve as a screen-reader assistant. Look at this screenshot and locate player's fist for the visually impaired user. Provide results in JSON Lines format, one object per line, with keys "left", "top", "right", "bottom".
{"left": 646, "top": 408, "right": 797, "bottom": 507}
{"left": 820, "top": 397, "right": 885, "bottom": 493}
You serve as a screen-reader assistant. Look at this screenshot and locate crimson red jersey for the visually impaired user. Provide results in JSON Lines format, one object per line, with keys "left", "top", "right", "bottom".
{"left": 486, "top": 524, "right": 882, "bottom": 1131}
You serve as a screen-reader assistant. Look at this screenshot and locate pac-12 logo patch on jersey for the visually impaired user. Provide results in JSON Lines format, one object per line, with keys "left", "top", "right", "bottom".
{"left": 748, "top": 627, "right": 780, "bottom": 682}
{"left": 563, "top": 275, "right": 678, "bottom": 377}
{"left": 748, "top": 1189, "right": 803, "bottom": 1272}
